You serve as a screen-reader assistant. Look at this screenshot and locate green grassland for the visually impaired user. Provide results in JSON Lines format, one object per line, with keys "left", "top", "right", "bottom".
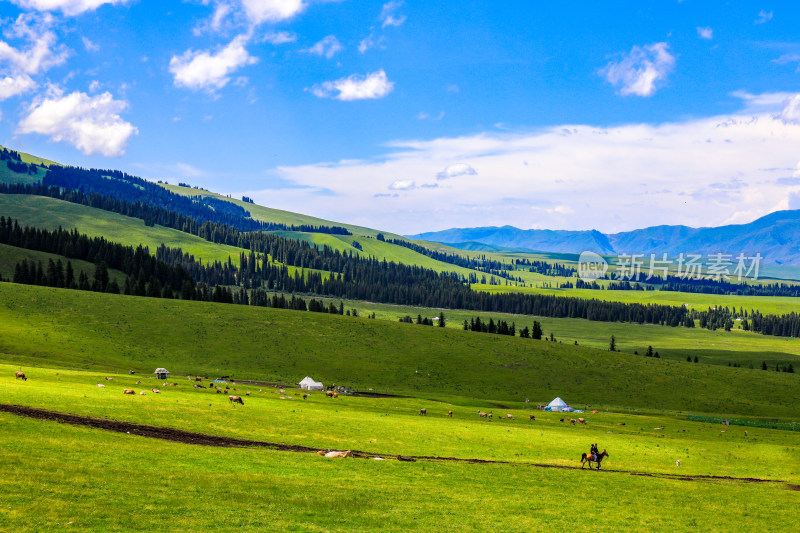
{"left": 2, "top": 282, "right": 799, "bottom": 417}
{"left": 0, "top": 194, "right": 245, "bottom": 264}
{"left": 272, "top": 294, "right": 800, "bottom": 369}
{"left": 0, "top": 160, "right": 47, "bottom": 185}
{"left": 0, "top": 243, "right": 126, "bottom": 284}
{"left": 474, "top": 283, "right": 800, "bottom": 317}
{"left": 1, "top": 363, "right": 799, "bottom": 531}
{"left": 161, "top": 183, "right": 399, "bottom": 238}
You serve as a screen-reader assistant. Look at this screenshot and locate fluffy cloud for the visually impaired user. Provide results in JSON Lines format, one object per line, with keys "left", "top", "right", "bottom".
{"left": 18, "top": 89, "right": 138, "bottom": 156}
{"left": 255, "top": 94, "right": 800, "bottom": 234}
{"left": 380, "top": 1, "right": 406, "bottom": 28}
{"left": 437, "top": 163, "right": 476, "bottom": 180}
{"left": 8, "top": 0, "right": 130, "bottom": 16}
{"left": 0, "top": 74, "right": 36, "bottom": 100}
{"left": 241, "top": 0, "right": 304, "bottom": 24}
{"left": 0, "top": 15, "right": 68, "bottom": 75}
{"left": 697, "top": 27, "right": 713, "bottom": 40}
{"left": 309, "top": 70, "right": 394, "bottom": 101}
{"left": 169, "top": 35, "right": 257, "bottom": 91}
{"left": 779, "top": 94, "right": 800, "bottom": 125}
{"left": 600, "top": 42, "right": 675, "bottom": 97}
{"left": 389, "top": 179, "right": 415, "bottom": 190}
{"left": 302, "top": 35, "right": 343, "bottom": 59}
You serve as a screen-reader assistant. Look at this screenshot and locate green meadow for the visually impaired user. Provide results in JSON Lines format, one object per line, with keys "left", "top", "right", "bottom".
{"left": 1, "top": 363, "right": 799, "bottom": 532}
{"left": 2, "top": 283, "right": 799, "bottom": 418}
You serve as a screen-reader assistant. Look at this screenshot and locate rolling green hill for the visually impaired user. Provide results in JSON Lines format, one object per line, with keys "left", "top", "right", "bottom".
{"left": 1, "top": 282, "right": 798, "bottom": 417}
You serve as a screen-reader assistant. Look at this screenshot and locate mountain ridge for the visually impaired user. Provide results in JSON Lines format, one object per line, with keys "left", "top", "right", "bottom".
{"left": 408, "top": 210, "right": 800, "bottom": 265}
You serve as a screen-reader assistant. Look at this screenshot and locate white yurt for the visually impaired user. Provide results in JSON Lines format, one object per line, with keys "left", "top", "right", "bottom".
{"left": 544, "top": 397, "right": 569, "bottom": 412}
{"left": 299, "top": 376, "right": 324, "bottom": 391}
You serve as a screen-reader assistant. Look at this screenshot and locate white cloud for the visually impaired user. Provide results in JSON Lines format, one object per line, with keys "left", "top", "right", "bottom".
{"left": 309, "top": 70, "right": 394, "bottom": 101}
{"left": 262, "top": 30, "right": 296, "bottom": 44}
{"left": 0, "top": 15, "right": 68, "bottom": 75}
{"left": 773, "top": 53, "right": 800, "bottom": 71}
{"left": 8, "top": 0, "right": 130, "bottom": 16}
{"left": 380, "top": 1, "right": 406, "bottom": 28}
{"left": 302, "top": 35, "right": 343, "bottom": 59}
{"left": 358, "top": 32, "right": 385, "bottom": 54}
{"left": 257, "top": 95, "right": 800, "bottom": 235}
{"left": 755, "top": 9, "right": 773, "bottom": 24}
{"left": 241, "top": 0, "right": 305, "bottom": 24}
{"left": 18, "top": 89, "right": 138, "bottom": 156}
{"left": 780, "top": 95, "right": 800, "bottom": 125}
{"left": 389, "top": 179, "right": 415, "bottom": 190}
{"left": 600, "top": 42, "right": 675, "bottom": 97}
{"left": 436, "top": 163, "right": 476, "bottom": 180}
{"left": 88, "top": 79, "right": 100, "bottom": 92}
{"left": 82, "top": 36, "right": 99, "bottom": 51}
{"left": 169, "top": 35, "right": 257, "bottom": 91}
{"left": 0, "top": 74, "right": 35, "bottom": 100}
{"left": 697, "top": 27, "right": 713, "bottom": 40}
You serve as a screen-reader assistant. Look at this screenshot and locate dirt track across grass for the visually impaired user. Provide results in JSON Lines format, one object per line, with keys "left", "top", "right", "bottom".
{"left": 0, "top": 403, "right": 786, "bottom": 485}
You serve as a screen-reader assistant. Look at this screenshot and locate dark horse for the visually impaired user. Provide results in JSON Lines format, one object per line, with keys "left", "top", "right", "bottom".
{"left": 580, "top": 449, "right": 609, "bottom": 469}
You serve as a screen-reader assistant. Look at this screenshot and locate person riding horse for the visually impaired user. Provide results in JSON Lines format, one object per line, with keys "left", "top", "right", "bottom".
{"left": 590, "top": 443, "right": 599, "bottom": 462}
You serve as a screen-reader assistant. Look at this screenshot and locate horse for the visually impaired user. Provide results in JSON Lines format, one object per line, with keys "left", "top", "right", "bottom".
{"left": 580, "top": 449, "right": 609, "bottom": 469}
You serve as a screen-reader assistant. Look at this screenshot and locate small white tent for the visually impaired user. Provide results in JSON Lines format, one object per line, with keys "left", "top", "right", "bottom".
{"left": 545, "top": 397, "right": 569, "bottom": 412}
{"left": 299, "top": 376, "right": 324, "bottom": 391}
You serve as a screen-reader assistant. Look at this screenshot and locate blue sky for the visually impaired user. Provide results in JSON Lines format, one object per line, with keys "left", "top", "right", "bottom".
{"left": 1, "top": 1, "right": 800, "bottom": 234}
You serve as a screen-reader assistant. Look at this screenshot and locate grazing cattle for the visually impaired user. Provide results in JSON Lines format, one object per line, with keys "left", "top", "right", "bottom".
{"left": 97, "top": 383, "right": 105, "bottom": 388}
{"left": 229, "top": 395, "right": 244, "bottom": 405}
{"left": 195, "top": 377, "right": 203, "bottom": 382}
{"left": 478, "top": 411, "right": 487, "bottom": 418}
{"left": 591, "top": 410, "right": 599, "bottom": 414}
{"left": 279, "top": 388, "right": 286, "bottom": 394}
{"left": 303, "top": 394, "right": 308, "bottom": 400}
{"left": 105, "top": 377, "right": 113, "bottom": 381}
{"left": 326, "top": 390, "right": 334, "bottom": 397}
{"left": 744, "top": 431, "right": 748, "bottom": 436}
{"left": 507, "top": 414, "right": 514, "bottom": 420}
{"left": 128, "top": 370, "right": 136, "bottom": 375}
{"left": 578, "top": 418, "right": 586, "bottom": 424}
{"left": 14, "top": 371, "right": 27, "bottom": 381}
{"left": 570, "top": 419, "right": 576, "bottom": 425}
{"left": 123, "top": 389, "right": 135, "bottom": 395}
{"left": 529, "top": 414, "right": 536, "bottom": 421}
{"left": 152, "top": 388, "right": 161, "bottom": 393}
{"left": 488, "top": 412, "right": 493, "bottom": 419}
{"left": 136, "top": 380, "right": 142, "bottom": 385}
{"left": 560, "top": 418, "right": 565, "bottom": 422}
{"left": 448, "top": 410, "right": 453, "bottom": 417}
{"left": 193, "top": 384, "right": 204, "bottom": 389}
{"left": 419, "top": 408, "right": 427, "bottom": 416}
{"left": 216, "top": 388, "right": 222, "bottom": 394}
{"left": 333, "top": 392, "right": 338, "bottom": 398}
{"left": 171, "top": 383, "right": 177, "bottom": 387}
{"left": 163, "top": 382, "right": 168, "bottom": 387}
{"left": 617, "top": 422, "right": 626, "bottom": 426}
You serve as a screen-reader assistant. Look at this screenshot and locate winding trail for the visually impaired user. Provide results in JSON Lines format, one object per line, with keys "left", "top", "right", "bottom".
{"left": 0, "top": 403, "right": 787, "bottom": 486}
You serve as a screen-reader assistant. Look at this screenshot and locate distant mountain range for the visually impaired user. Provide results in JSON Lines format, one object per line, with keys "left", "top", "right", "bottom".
{"left": 408, "top": 210, "right": 800, "bottom": 265}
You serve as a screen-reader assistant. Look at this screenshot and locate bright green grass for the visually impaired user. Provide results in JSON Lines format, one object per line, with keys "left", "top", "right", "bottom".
{"left": 2, "top": 363, "right": 799, "bottom": 482}
{"left": 1, "top": 283, "right": 799, "bottom": 417}
{"left": 161, "top": 184, "right": 397, "bottom": 238}
{"left": 474, "top": 283, "right": 800, "bottom": 317}
{"left": 0, "top": 194, "right": 245, "bottom": 263}
{"left": 2, "top": 412, "right": 797, "bottom": 532}
{"left": 0, "top": 243, "right": 126, "bottom": 284}
{"left": 281, "top": 294, "right": 800, "bottom": 369}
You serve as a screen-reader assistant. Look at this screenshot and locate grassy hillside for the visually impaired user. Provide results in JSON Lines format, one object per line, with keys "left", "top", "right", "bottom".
{"left": 0, "top": 194, "right": 245, "bottom": 264}
{"left": 474, "top": 283, "right": 800, "bottom": 316}
{"left": 0, "top": 160, "right": 47, "bottom": 186}
{"left": 275, "top": 294, "right": 800, "bottom": 369}
{"left": 1, "top": 282, "right": 799, "bottom": 417}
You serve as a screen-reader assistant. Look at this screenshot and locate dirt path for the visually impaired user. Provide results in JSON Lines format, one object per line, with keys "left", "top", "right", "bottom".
{"left": 0, "top": 403, "right": 786, "bottom": 485}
